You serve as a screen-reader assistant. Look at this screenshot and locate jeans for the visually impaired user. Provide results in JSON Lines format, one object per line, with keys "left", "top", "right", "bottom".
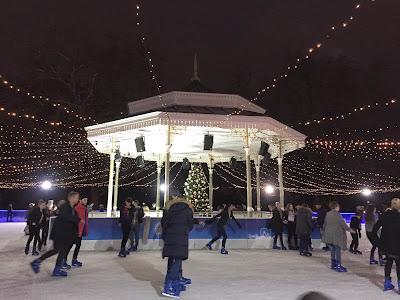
{"left": 299, "top": 234, "right": 310, "bottom": 254}
{"left": 26, "top": 226, "right": 41, "bottom": 248}
{"left": 39, "top": 240, "right": 69, "bottom": 267}
{"left": 65, "top": 236, "right": 82, "bottom": 260}
{"left": 129, "top": 223, "right": 141, "bottom": 247}
{"left": 350, "top": 233, "right": 359, "bottom": 250}
{"left": 330, "top": 244, "right": 341, "bottom": 264}
{"left": 121, "top": 224, "right": 131, "bottom": 250}
{"left": 385, "top": 257, "right": 400, "bottom": 279}
{"left": 209, "top": 223, "right": 228, "bottom": 248}
{"left": 165, "top": 257, "right": 182, "bottom": 282}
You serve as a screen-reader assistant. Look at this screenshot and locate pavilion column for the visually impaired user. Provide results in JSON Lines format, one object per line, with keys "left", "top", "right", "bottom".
{"left": 155, "top": 161, "right": 162, "bottom": 212}
{"left": 256, "top": 158, "right": 261, "bottom": 212}
{"left": 106, "top": 152, "right": 115, "bottom": 218}
{"left": 113, "top": 160, "right": 121, "bottom": 216}
{"left": 208, "top": 158, "right": 214, "bottom": 212}
{"left": 277, "top": 141, "right": 285, "bottom": 206}
{"left": 244, "top": 129, "right": 252, "bottom": 213}
{"left": 163, "top": 125, "right": 172, "bottom": 207}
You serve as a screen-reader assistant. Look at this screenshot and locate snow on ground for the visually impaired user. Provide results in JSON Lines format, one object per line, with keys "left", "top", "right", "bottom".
{"left": 0, "top": 223, "right": 398, "bottom": 300}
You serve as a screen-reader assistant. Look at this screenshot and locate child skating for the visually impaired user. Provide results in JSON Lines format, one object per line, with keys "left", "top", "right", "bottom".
{"left": 349, "top": 211, "right": 362, "bottom": 254}
{"left": 205, "top": 204, "right": 242, "bottom": 254}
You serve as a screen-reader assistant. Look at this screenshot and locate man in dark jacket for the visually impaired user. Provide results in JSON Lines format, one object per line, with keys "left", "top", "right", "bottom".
{"left": 161, "top": 195, "right": 194, "bottom": 298}
{"left": 128, "top": 199, "right": 144, "bottom": 252}
{"left": 30, "top": 192, "right": 81, "bottom": 277}
{"left": 372, "top": 198, "right": 400, "bottom": 292}
{"left": 296, "top": 203, "right": 313, "bottom": 257}
{"left": 270, "top": 202, "right": 286, "bottom": 250}
{"left": 118, "top": 197, "right": 133, "bottom": 257}
{"left": 316, "top": 204, "right": 330, "bottom": 251}
{"left": 25, "top": 200, "right": 46, "bottom": 255}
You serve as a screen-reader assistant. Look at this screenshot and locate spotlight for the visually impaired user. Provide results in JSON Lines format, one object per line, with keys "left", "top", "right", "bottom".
{"left": 362, "top": 188, "right": 372, "bottom": 196}
{"left": 136, "top": 155, "right": 145, "bottom": 168}
{"left": 265, "top": 185, "right": 275, "bottom": 194}
{"left": 135, "top": 136, "right": 146, "bottom": 152}
{"left": 230, "top": 157, "right": 237, "bottom": 168}
{"left": 41, "top": 181, "right": 52, "bottom": 190}
{"left": 160, "top": 184, "right": 167, "bottom": 191}
{"left": 204, "top": 135, "right": 213, "bottom": 150}
{"left": 182, "top": 158, "right": 190, "bottom": 170}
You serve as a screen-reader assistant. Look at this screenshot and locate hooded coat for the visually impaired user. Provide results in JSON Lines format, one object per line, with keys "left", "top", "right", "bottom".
{"left": 296, "top": 207, "right": 313, "bottom": 236}
{"left": 372, "top": 209, "right": 400, "bottom": 257}
{"left": 321, "top": 210, "right": 351, "bottom": 249}
{"left": 161, "top": 198, "right": 194, "bottom": 260}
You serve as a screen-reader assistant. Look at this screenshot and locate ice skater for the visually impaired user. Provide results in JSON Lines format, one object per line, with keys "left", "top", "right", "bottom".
{"left": 283, "top": 203, "right": 298, "bottom": 250}
{"left": 118, "top": 197, "right": 133, "bottom": 257}
{"left": 25, "top": 200, "right": 46, "bottom": 255}
{"left": 269, "top": 202, "right": 286, "bottom": 250}
{"left": 30, "top": 192, "right": 82, "bottom": 277}
{"left": 205, "top": 204, "right": 242, "bottom": 254}
{"left": 161, "top": 194, "right": 194, "bottom": 298}
{"left": 322, "top": 201, "right": 355, "bottom": 272}
{"left": 64, "top": 195, "right": 89, "bottom": 267}
{"left": 372, "top": 198, "right": 400, "bottom": 292}
{"left": 365, "top": 204, "right": 384, "bottom": 265}
{"left": 349, "top": 211, "right": 362, "bottom": 254}
{"left": 7, "top": 204, "right": 13, "bottom": 222}
{"left": 296, "top": 203, "right": 313, "bottom": 257}
{"left": 128, "top": 199, "right": 144, "bottom": 252}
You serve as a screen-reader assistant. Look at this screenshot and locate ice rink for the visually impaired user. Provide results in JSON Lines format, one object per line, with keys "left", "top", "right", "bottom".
{"left": 0, "top": 222, "right": 399, "bottom": 300}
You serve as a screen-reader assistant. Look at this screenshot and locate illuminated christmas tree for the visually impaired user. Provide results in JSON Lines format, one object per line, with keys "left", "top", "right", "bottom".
{"left": 184, "top": 163, "right": 209, "bottom": 212}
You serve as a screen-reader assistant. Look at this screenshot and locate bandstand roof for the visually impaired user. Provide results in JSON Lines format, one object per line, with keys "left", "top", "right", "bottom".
{"left": 85, "top": 110, "right": 306, "bottom": 163}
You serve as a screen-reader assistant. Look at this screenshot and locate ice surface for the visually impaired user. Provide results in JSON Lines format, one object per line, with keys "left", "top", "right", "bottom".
{"left": 0, "top": 223, "right": 398, "bottom": 300}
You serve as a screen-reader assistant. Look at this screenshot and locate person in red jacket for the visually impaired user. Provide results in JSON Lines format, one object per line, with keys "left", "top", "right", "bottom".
{"left": 64, "top": 196, "right": 89, "bottom": 267}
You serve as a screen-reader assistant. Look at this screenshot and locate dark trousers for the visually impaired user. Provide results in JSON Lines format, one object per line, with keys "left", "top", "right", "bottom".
{"left": 366, "top": 231, "right": 382, "bottom": 259}
{"left": 273, "top": 232, "right": 284, "bottom": 247}
{"left": 7, "top": 213, "right": 12, "bottom": 222}
{"left": 121, "top": 224, "right": 131, "bottom": 250}
{"left": 299, "top": 234, "right": 310, "bottom": 254}
{"left": 329, "top": 244, "right": 342, "bottom": 264}
{"left": 209, "top": 223, "right": 228, "bottom": 248}
{"left": 39, "top": 240, "right": 69, "bottom": 267}
{"left": 41, "top": 226, "right": 49, "bottom": 246}
{"left": 129, "top": 223, "right": 141, "bottom": 247}
{"left": 385, "top": 257, "right": 400, "bottom": 279}
{"left": 26, "top": 226, "right": 41, "bottom": 248}
{"left": 165, "top": 257, "right": 182, "bottom": 282}
{"left": 287, "top": 222, "right": 298, "bottom": 247}
{"left": 350, "top": 233, "right": 359, "bottom": 250}
{"left": 65, "top": 236, "right": 82, "bottom": 260}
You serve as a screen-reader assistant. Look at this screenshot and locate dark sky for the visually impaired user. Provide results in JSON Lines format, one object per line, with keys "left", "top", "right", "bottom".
{"left": 0, "top": 0, "right": 399, "bottom": 96}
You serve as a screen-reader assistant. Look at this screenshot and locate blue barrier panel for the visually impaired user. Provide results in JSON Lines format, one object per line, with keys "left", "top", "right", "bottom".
{"left": 0, "top": 210, "right": 27, "bottom": 223}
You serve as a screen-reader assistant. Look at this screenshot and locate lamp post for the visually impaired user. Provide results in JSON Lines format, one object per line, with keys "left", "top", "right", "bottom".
{"left": 113, "top": 149, "right": 122, "bottom": 217}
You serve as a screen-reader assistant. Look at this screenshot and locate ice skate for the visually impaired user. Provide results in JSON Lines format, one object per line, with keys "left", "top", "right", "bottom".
{"left": 383, "top": 278, "right": 394, "bottom": 291}
{"left": 61, "top": 259, "right": 71, "bottom": 270}
{"left": 118, "top": 249, "right": 127, "bottom": 257}
{"left": 30, "top": 259, "right": 41, "bottom": 274}
{"left": 162, "top": 280, "right": 180, "bottom": 298}
{"left": 52, "top": 266, "right": 68, "bottom": 277}
{"left": 205, "top": 243, "right": 212, "bottom": 250}
{"left": 273, "top": 243, "right": 281, "bottom": 250}
{"left": 178, "top": 274, "right": 191, "bottom": 285}
{"left": 221, "top": 248, "right": 229, "bottom": 255}
{"left": 72, "top": 259, "right": 83, "bottom": 267}
{"left": 335, "top": 264, "right": 347, "bottom": 272}
{"left": 24, "top": 246, "right": 29, "bottom": 255}
{"left": 31, "top": 248, "right": 39, "bottom": 256}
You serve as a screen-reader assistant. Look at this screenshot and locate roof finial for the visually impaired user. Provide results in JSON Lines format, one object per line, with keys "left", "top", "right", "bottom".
{"left": 191, "top": 52, "right": 200, "bottom": 82}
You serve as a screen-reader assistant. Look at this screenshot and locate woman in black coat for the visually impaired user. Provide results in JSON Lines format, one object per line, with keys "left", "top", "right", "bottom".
{"left": 372, "top": 198, "right": 400, "bottom": 292}
{"left": 161, "top": 195, "right": 194, "bottom": 298}
{"left": 269, "top": 202, "right": 286, "bottom": 250}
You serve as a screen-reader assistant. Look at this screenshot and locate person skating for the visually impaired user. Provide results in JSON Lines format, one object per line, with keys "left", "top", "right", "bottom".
{"left": 322, "top": 201, "right": 355, "bottom": 272}
{"left": 296, "top": 203, "right": 313, "bottom": 257}
{"left": 283, "top": 203, "right": 298, "bottom": 250}
{"left": 205, "top": 204, "right": 242, "bottom": 254}
{"left": 128, "top": 199, "right": 144, "bottom": 252}
{"left": 118, "top": 197, "right": 133, "bottom": 257}
{"left": 316, "top": 203, "right": 330, "bottom": 251}
{"left": 372, "top": 198, "right": 400, "bottom": 293}
{"left": 161, "top": 194, "right": 195, "bottom": 298}
{"left": 365, "top": 204, "right": 384, "bottom": 265}
{"left": 25, "top": 200, "right": 46, "bottom": 255}
{"left": 30, "top": 192, "right": 82, "bottom": 277}
{"left": 269, "top": 202, "right": 286, "bottom": 250}
{"left": 349, "top": 211, "right": 363, "bottom": 255}
{"left": 64, "top": 196, "right": 89, "bottom": 267}
{"left": 7, "top": 204, "right": 13, "bottom": 222}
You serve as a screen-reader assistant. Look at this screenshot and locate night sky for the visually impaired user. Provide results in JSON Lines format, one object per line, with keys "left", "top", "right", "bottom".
{"left": 0, "top": 0, "right": 399, "bottom": 95}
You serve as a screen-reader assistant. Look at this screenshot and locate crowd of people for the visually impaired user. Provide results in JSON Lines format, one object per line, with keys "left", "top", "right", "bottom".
{"left": 21, "top": 192, "right": 400, "bottom": 298}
